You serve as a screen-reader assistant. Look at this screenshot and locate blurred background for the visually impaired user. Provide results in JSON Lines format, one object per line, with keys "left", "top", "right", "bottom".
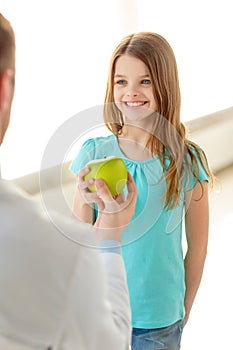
{"left": 1, "top": 1, "right": 232, "bottom": 349}
{"left": 1, "top": 0, "right": 233, "bottom": 178}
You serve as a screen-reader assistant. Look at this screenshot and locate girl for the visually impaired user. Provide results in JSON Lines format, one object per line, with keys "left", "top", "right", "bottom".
{"left": 70, "top": 32, "right": 214, "bottom": 350}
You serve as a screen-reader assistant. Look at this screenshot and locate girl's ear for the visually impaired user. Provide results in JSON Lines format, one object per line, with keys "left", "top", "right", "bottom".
{"left": 0, "top": 70, "right": 15, "bottom": 145}
{"left": 0, "top": 69, "right": 15, "bottom": 112}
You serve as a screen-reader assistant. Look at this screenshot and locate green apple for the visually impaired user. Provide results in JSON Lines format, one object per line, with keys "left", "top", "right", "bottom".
{"left": 84, "top": 156, "right": 128, "bottom": 196}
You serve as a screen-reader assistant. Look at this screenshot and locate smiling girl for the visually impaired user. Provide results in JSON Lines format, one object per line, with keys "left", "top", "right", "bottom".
{"left": 70, "top": 32, "right": 214, "bottom": 350}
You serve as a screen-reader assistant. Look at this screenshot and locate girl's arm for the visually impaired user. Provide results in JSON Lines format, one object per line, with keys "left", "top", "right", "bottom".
{"left": 184, "top": 181, "right": 209, "bottom": 325}
{"left": 72, "top": 184, "right": 95, "bottom": 224}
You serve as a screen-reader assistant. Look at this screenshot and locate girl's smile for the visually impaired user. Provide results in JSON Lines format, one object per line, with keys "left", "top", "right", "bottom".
{"left": 123, "top": 100, "right": 148, "bottom": 107}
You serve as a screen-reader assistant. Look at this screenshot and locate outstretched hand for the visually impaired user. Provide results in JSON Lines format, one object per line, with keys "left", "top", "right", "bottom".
{"left": 94, "top": 172, "right": 137, "bottom": 242}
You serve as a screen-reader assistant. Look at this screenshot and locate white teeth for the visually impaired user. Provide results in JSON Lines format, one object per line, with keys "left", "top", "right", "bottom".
{"left": 126, "top": 102, "right": 145, "bottom": 107}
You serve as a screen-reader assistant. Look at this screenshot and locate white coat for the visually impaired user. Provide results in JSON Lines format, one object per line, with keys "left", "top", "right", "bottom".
{"left": 0, "top": 180, "right": 131, "bottom": 350}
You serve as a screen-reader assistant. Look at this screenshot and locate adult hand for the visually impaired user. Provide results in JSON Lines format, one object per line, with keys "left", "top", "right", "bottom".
{"left": 94, "top": 172, "right": 137, "bottom": 242}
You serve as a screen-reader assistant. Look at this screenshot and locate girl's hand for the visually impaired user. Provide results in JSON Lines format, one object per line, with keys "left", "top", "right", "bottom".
{"left": 72, "top": 166, "right": 100, "bottom": 223}
{"left": 94, "top": 172, "right": 137, "bottom": 242}
{"left": 76, "top": 166, "right": 103, "bottom": 209}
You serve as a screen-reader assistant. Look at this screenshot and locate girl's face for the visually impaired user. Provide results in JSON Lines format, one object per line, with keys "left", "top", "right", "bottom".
{"left": 113, "top": 54, "right": 156, "bottom": 127}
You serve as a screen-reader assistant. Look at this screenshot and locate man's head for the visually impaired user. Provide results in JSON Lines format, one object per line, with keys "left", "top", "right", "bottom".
{"left": 0, "top": 13, "right": 15, "bottom": 145}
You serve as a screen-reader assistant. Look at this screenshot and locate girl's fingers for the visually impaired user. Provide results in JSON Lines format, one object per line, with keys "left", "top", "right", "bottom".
{"left": 79, "top": 178, "right": 94, "bottom": 191}
{"left": 78, "top": 166, "right": 90, "bottom": 178}
{"left": 77, "top": 167, "right": 94, "bottom": 191}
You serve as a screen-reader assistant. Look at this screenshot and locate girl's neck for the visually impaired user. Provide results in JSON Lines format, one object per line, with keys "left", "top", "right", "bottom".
{"left": 119, "top": 124, "right": 150, "bottom": 147}
{"left": 117, "top": 125, "right": 155, "bottom": 161}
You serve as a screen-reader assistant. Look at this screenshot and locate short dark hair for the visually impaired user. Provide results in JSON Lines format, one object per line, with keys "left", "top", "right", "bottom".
{"left": 0, "top": 13, "right": 15, "bottom": 75}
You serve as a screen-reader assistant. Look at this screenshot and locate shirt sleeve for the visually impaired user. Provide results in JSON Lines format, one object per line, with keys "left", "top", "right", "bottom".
{"left": 57, "top": 241, "right": 131, "bottom": 350}
{"left": 184, "top": 146, "right": 210, "bottom": 191}
{"left": 69, "top": 138, "right": 96, "bottom": 174}
{"left": 98, "top": 240, "right": 122, "bottom": 255}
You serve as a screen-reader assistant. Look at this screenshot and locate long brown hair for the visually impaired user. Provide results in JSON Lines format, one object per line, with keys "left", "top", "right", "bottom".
{"left": 104, "top": 32, "right": 214, "bottom": 209}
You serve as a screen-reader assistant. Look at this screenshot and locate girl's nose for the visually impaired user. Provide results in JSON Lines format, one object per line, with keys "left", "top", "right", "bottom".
{"left": 125, "top": 81, "right": 140, "bottom": 97}
{"left": 127, "top": 91, "right": 139, "bottom": 97}
{"left": 126, "top": 86, "right": 140, "bottom": 97}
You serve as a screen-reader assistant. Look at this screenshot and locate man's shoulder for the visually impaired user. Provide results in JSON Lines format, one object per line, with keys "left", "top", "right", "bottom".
{"left": 0, "top": 178, "right": 95, "bottom": 248}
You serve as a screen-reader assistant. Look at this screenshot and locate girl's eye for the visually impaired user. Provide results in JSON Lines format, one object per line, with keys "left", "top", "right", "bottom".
{"left": 141, "top": 79, "right": 151, "bottom": 85}
{"left": 115, "top": 79, "right": 127, "bottom": 85}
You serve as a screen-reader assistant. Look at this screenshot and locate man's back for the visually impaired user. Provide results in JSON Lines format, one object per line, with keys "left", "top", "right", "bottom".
{"left": 0, "top": 180, "right": 131, "bottom": 349}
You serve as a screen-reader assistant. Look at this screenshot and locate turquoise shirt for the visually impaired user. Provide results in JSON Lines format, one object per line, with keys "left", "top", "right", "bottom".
{"left": 70, "top": 134, "right": 209, "bottom": 328}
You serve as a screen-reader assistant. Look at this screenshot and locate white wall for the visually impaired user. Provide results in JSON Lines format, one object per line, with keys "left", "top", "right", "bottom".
{"left": 1, "top": 0, "right": 232, "bottom": 179}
